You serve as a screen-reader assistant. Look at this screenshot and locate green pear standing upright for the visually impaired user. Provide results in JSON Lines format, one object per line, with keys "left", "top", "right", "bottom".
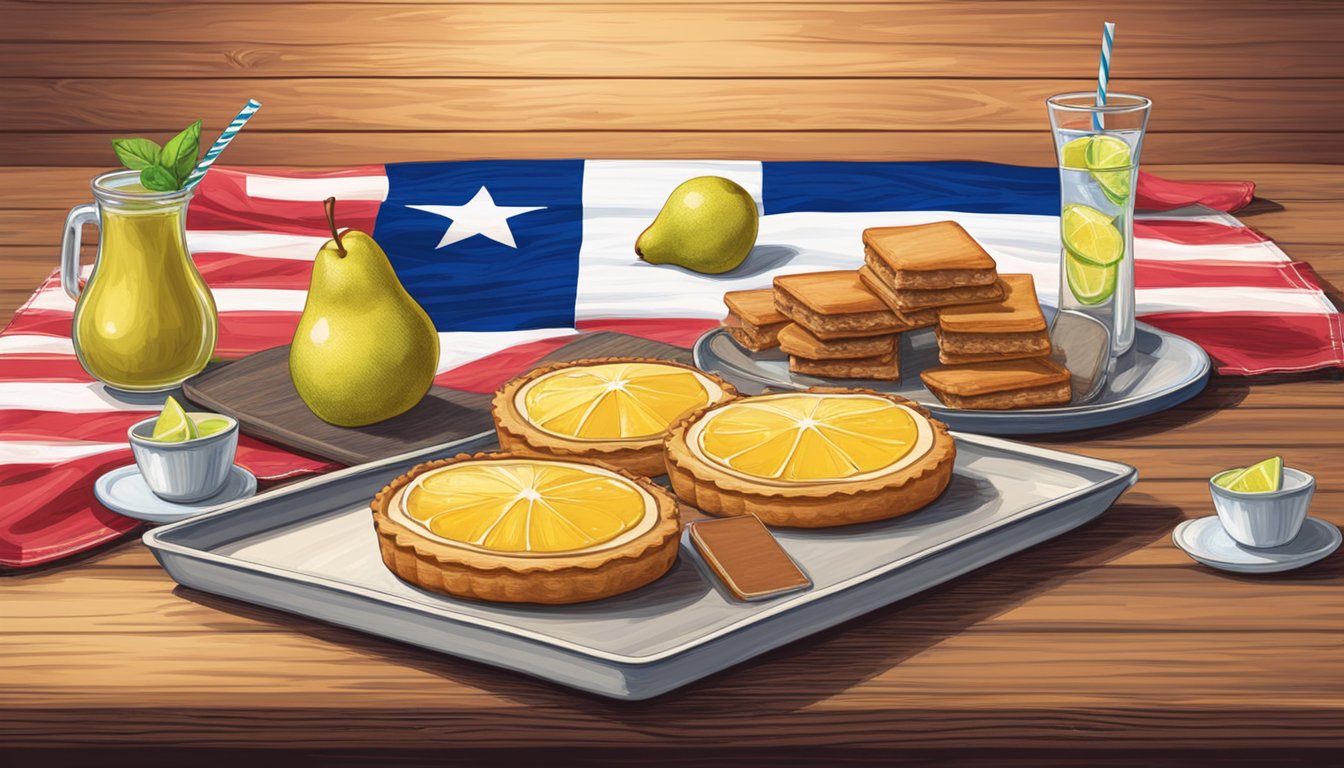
{"left": 290, "top": 198, "right": 439, "bottom": 427}
{"left": 635, "top": 176, "right": 759, "bottom": 274}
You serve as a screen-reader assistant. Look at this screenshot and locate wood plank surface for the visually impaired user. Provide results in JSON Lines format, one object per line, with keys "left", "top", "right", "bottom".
{"left": 8, "top": 78, "right": 1334, "bottom": 133}
{"left": 4, "top": 0, "right": 1344, "bottom": 761}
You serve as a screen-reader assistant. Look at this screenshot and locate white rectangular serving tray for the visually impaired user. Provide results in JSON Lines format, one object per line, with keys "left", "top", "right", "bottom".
{"left": 144, "top": 432, "right": 1136, "bottom": 700}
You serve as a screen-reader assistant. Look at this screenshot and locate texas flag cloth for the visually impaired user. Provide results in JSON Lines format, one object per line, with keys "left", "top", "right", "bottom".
{"left": 1, "top": 160, "right": 1340, "bottom": 569}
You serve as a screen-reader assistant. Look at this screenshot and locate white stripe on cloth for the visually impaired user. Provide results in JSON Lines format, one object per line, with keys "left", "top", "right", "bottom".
{"left": 1135, "top": 287, "right": 1337, "bottom": 316}
{"left": 577, "top": 210, "right": 1061, "bottom": 320}
{"left": 26, "top": 287, "right": 309, "bottom": 314}
{"left": 1133, "top": 238, "right": 1289, "bottom": 263}
{"left": 0, "top": 334, "right": 76, "bottom": 355}
{"left": 433, "top": 328, "right": 580, "bottom": 374}
{"left": 574, "top": 206, "right": 1319, "bottom": 322}
{"left": 187, "top": 231, "right": 330, "bottom": 260}
{"left": 0, "top": 439, "right": 124, "bottom": 464}
{"left": 245, "top": 174, "right": 390, "bottom": 202}
{"left": 0, "top": 382, "right": 158, "bottom": 413}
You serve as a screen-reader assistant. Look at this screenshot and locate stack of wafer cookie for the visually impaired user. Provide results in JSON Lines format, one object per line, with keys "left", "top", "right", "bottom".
{"left": 771, "top": 270, "right": 913, "bottom": 380}
{"left": 722, "top": 288, "right": 789, "bottom": 351}
{"left": 858, "top": 221, "right": 1004, "bottom": 327}
{"left": 919, "top": 272, "right": 1072, "bottom": 408}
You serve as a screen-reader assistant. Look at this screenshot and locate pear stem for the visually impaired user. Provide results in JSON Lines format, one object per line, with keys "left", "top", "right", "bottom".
{"left": 324, "top": 196, "right": 346, "bottom": 257}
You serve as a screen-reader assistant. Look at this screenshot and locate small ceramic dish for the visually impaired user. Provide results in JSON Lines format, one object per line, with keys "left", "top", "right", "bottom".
{"left": 94, "top": 463, "right": 257, "bottom": 524}
{"left": 1173, "top": 516, "right": 1340, "bottom": 574}
{"left": 128, "top": 413, "right": 240, "bottom": 502}
{"left": 1208, "top": 466, "right": 1315, "bottom": 548}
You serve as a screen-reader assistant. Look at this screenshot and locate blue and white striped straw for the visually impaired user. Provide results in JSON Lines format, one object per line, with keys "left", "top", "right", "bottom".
{"left": 184, "top": 99, "right": 262, "bottom": 191}
{"left": 1093, "top": 22, "right": 1116, "bottom": 131}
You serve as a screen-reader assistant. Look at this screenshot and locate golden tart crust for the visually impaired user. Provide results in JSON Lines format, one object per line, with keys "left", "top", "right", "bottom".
{"left": 371, "top": 452, "right": 682, "bottom": 604}
{"left": 492, "top": 357, "right": 737, "bottom": 478}
{"left": 663, "top": 387, "right": 956, "bottom": 528}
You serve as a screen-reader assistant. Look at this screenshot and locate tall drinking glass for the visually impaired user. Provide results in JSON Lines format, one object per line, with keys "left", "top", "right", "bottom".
{"left": 1047, "top": 92, "right": 1150, "bottom": 401}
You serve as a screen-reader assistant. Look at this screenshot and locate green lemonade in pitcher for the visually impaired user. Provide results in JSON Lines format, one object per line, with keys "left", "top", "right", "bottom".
{"left": 63, "top": 170, "right": 218, "bottom": 391}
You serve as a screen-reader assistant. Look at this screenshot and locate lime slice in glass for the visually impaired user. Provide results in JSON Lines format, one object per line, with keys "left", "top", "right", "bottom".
{"left": 1061, "top": 136, "right": 1091, "bottom": 170}
{"left": 1218, "top": 456, "right": 1284, "bottom": 493}
{"left": 1062, "top": 203, "right": 1124, "bottom": 267}
{"left": 151, "top": 396, "right": 200, "bottom": 443}
{"left": 193, "top": 416, "right": 233, "bottom": 437}
{"left": 1065, "top": 250, "right": 1118, "bottom": 305}
{"left": 1085, "top": 135, "right": 1133, "bottom": 205}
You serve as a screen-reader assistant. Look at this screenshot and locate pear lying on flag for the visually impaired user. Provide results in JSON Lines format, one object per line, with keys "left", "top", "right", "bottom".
{"left": 635, "top": 176, "right": 759, "bottom": 274}
{"left": 290, "top": 198, "right": 439, "bottom": 427}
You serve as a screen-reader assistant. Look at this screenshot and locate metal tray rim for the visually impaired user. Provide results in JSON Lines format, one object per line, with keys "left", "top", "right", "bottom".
{"left": 144, "top": 432, "right": 1137, "bottom": 666}
{"left": 694, "top": 321, "right": 1211, "bottom": 429}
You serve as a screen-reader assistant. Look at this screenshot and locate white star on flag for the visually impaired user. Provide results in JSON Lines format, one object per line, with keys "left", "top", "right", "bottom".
{"left": 406, "top": 186, "right": 546, "bottom": 249}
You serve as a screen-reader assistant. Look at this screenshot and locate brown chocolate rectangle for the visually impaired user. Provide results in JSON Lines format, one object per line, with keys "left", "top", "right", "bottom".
{"left": 689, "top": 516, "right": 811, "bottom": 601}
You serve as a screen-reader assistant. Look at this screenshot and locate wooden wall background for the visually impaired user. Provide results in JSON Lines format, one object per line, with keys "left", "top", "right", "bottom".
{"left": 2, "top": 0, "right": 1342, "bottom": 168}
{"left": 2, "top": 0, "right": 1342, "bottom": 315}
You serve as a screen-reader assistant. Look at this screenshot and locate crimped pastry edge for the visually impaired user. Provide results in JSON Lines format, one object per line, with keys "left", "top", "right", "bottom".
{"left": 662, "top": 387, "right": 956, "bottom": 527}
{"left": 491, "top": 356, "right": 737, "bottom": 475}
{"left": 370, "top": 451, "right": 683, "bottom": 603}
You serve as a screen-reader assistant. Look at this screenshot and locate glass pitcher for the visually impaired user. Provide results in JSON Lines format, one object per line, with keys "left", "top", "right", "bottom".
{"left": 61, "top": 170, "right": 218, "bottom": 392}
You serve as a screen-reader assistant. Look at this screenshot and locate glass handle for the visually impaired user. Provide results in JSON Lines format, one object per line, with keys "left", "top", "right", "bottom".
{"left": 60, "top": 203, "right": 98, "bottom": 300}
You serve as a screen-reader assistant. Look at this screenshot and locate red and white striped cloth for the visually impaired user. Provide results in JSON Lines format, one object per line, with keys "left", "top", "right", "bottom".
{"left": 0, "top": 163, "right": 1339, "bottom": 569}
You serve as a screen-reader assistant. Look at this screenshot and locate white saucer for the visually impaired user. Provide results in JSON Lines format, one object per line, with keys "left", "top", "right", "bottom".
{"left": 1173, "top": 516, "right": 1341, "bottom": 574}
{"left": 94, "top": 464, "right": 257, "bottom": 524}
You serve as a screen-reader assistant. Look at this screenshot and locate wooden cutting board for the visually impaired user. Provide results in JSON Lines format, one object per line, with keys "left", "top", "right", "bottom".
{"left": 181, "top": 331, "right": 693, "bottom": 466}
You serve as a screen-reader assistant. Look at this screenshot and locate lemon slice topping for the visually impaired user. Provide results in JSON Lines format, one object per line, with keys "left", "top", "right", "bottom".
{"left": 695, "top": 393, "right": 926, "bottom": 483}
{"left": 405, "top": 460, "right": 651, "bottom": 553}
{"left": 521, "top": 362, "right": 714, "bottom": 440}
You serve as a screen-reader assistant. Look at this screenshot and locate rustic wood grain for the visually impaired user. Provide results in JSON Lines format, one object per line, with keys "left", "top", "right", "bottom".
{"left": 10, "top": 78, "right": 1336, "bottom": 133}
{"left": 7, "top": 0, "right": 1342, "bottom": 82}
{"left": 3, "top": 0, "right": 1344, "bottom": 760}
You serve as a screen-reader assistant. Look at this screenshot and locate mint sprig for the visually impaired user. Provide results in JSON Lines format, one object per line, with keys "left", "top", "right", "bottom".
{"left": 111, "top": 120, "right": 202, "bottom": 192}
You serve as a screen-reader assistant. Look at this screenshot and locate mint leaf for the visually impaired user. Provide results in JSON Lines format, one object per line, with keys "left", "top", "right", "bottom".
{"left": 112, "top": 138, "right": 162, "bottom": 171}
{"left": 140, "top": 165, "right": 179, "bottom": 192}
{"left": 162, "top": 120, "right": 202, "bottom": 186}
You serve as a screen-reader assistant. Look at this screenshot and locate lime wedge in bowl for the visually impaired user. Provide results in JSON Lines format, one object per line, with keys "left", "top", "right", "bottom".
{"left": 1085, "top": 135, "right": 1133, "bottom": 205}
{"left": 1062, "top": 203, "right": 1124, "bottom": 267}
{"left": 151, "top": 395, "right": 200, "bottom": 443}
{"left": 1065, "top": 250, "right": 1118, "bottom": 305}
{"left": 193, "top": 416, "right": 233, "bottom": 437}
{"left": 1216, "top": 456, "right": 1284, "bottom": 493}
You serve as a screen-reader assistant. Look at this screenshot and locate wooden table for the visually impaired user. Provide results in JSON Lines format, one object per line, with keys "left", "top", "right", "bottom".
{"left": 2, "top": 164, "right": 1342, "bottom": 764}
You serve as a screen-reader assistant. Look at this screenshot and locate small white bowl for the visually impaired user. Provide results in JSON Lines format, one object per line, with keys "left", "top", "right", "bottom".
{"left": 1209, "top": 466, "right": 1314, "bottom": 549}
{"left": 128, "top": 413, "right": 239, "bottom": 503}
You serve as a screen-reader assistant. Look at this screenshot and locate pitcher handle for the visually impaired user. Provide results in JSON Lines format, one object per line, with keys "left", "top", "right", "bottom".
{"left": 61, "top": 203, "right": 99, "bottom": 300}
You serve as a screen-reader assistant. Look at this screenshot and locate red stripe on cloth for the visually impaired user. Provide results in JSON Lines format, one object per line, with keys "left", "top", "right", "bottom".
{"left": 193, "top": 252, "right": 314, "bottom": 290}
{"left": 576, "top": 318, "right": 719, "bottom": 348}
{"left": 0, "top": 310, "right": 76, "bottom": 337}
{"left": 216, "top": 311, "right": 302, "bottom": 358}
{"left": 1135, "top": 219, "right": 1268, "bottom": 246}
{"left": 1136, "top": 171, "right": 1255, "bottom": 213}
{"left": 189, "top": 169, "right": 380, "bottom": 236}
{"left": 1142, "top": 311, "right": 1344, "bottom": 375}
{"left": 434, "top": 335, "right": 581, "bottom": 393}
{"left": 0, "top": 438, "right": 336, "bottom": 569}
{"left": 1135, "top": 260, "right": 1325, "bottom": 291}
{"left": 0, "top": 410, "right": 146, "bottom": 443}
{"left": 433, "top": 319, "right": 717, "bottom": 394}
{"left": 0, "top": 450, "right": 142, "bottom": 568}
{"left": 0, "top": 356, "right": 90, "bottom": 382}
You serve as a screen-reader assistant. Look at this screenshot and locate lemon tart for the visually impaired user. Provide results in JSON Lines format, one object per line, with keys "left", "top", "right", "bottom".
{"left": 372, "top": 452, "right": 681, "bottom": 604}
{"left": 665, "top": 388, "right": 955, "bottom": 528}
{"left": 493, "top": 357, "right": 736, "bottom": 477}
